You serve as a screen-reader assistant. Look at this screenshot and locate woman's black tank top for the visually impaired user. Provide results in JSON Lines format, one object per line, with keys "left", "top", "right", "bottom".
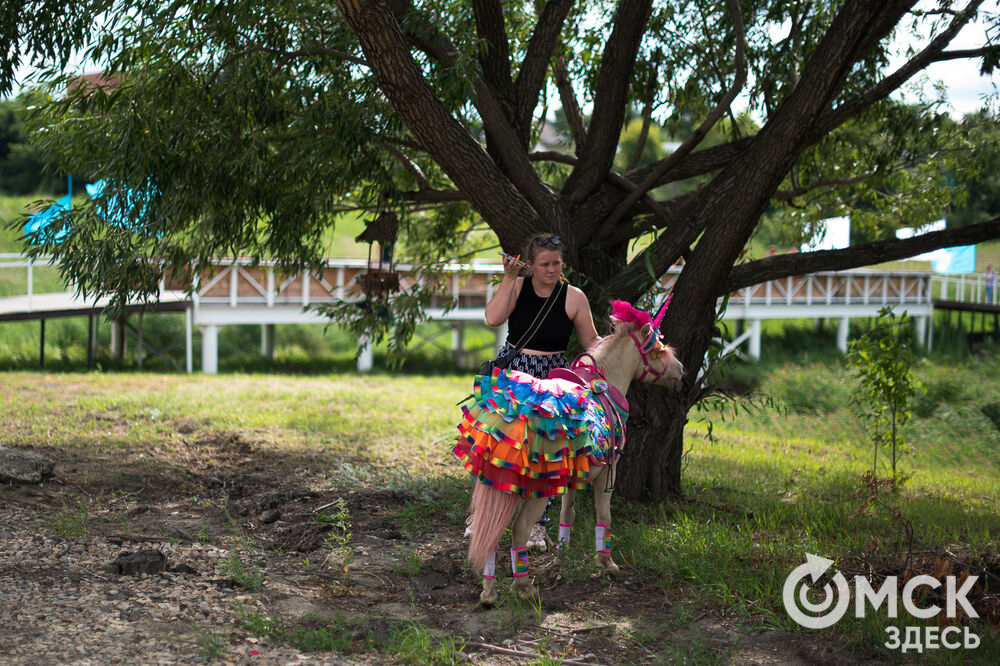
{"left": 506, "top": 279, "right": 573, "bottom": 352}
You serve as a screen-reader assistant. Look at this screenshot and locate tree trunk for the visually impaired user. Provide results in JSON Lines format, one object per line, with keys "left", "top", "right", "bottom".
{"left": 616, "top": 382, "right": 688, "bottom": 501}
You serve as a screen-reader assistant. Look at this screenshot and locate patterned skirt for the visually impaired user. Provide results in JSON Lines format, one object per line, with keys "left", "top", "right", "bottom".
{"left": 500, "top": 345, "right": 568, "bottom": 378}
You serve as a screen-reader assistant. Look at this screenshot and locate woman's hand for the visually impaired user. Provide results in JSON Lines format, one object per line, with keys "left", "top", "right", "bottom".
{"left": 501, "top": 253, "right": 523, "bottom": 279}
{"left": 485, "top": 255, "right": 524, "bottom": 327}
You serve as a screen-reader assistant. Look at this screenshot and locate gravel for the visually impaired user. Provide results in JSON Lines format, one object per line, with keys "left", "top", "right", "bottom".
{"left": 0, "top": 503, "right": 369, "bottom": 664}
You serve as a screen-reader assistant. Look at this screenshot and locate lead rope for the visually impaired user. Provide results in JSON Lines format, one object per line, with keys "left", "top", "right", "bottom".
{"left": 604, "top": 396, "right": 626, "bottom": 493}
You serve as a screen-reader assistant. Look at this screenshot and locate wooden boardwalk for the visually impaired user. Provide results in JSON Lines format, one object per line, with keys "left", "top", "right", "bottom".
{"left": 2, "top": 253, "right": 995, "bottom": 371}
{"left": 0, "top": 290, "right": 190, "bottom": 322}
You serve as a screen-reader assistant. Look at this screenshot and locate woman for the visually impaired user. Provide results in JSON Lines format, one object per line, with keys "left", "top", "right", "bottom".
{"left": 485, "top": 233, "right": 600, "bottom": 376}
{"left": 479, "top": 233, "right": 600, "bottom": 549}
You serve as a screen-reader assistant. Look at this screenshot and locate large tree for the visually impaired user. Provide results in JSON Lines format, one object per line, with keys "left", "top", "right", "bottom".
{"left": 5, "top": 0, "right": 1000, "bottom": 498}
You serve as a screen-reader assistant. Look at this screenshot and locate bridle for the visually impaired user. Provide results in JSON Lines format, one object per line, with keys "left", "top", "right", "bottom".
{"left": 626, "top": 328, "right": 672, "bottom": 384}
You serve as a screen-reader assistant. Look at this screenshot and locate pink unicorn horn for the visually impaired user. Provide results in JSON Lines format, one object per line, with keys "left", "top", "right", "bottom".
{"left": 651, "top": 293, "right": 673, "bottom": 329}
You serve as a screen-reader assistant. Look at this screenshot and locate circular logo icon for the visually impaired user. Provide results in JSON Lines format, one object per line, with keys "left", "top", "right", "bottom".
{"left": 782, "top": 553, "right": 851, "bottom": 629}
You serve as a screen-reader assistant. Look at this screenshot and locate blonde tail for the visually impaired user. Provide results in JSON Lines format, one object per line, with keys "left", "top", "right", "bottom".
{"left": 468, "top": 482, "right": 519, "bottom": 572}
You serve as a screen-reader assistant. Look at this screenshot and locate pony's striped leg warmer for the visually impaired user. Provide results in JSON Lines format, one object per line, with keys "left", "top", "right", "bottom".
{"left": 511, "top": 547, "right": 529, "bottom": 577}
{"left": 595, "top": 524, "right": 611, "bottom": 555}
{"left": 482, "top": 549, "right": 498, "bottom": 579}
{"left": 557, "top": 523, "right": 572, "bottom": 550}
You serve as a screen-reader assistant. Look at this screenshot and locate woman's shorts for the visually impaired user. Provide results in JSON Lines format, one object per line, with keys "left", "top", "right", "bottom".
{"left": 501, "top": 345, "right": 568, "bottom": 379}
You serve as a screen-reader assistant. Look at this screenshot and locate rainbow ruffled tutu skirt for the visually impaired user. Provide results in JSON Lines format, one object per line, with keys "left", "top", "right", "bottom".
{"left": 453, "top": 369, "right": 626, "bottom": 498}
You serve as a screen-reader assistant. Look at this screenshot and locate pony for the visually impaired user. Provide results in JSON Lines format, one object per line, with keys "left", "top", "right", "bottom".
{"left": 453, "top": 299, "right": 684, "bottom": 604}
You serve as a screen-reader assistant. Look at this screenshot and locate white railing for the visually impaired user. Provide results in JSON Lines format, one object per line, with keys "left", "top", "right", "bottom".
{"left": 659, "top": 269, "right": 935, "bottom": 308}
{"left": 931, "top": 272, "right": 997, "bottom": 306}
{"left": 0, "top": 253, "right": 60, "bottom": 312}
{"left": 185, "top": 257, "right": 505, "bottom": 310}
{"left": 5, "top": 253, "right": 998, "bottom": 316}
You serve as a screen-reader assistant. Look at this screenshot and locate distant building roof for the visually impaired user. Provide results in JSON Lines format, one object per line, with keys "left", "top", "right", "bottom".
{"left": 67, "top": 72, "right": 122, "bottom": 94}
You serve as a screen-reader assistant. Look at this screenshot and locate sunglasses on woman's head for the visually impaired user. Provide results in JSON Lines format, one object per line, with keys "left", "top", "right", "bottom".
{"left": 533, "top": 236, "right": 562, "bottom": 247}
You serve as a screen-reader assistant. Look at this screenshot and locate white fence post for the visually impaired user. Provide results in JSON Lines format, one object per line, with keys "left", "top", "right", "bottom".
{"left": 201, "top": 325, "right": 219, "bottom": 374}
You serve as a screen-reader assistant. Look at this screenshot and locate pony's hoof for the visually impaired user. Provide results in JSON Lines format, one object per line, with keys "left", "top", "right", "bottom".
{"left": 596, "top": 553, "right": 620, "bottom": 574}
{"left": 480, "top": 579, "right": 498, "bottom": 606}
{"left": 512, "top": 579, "right": 538, "bottom": 599}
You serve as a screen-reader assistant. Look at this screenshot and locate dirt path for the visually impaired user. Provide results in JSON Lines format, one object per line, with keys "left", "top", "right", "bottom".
{"left": 0, "top": 429, "right": 885, "bottom": 665}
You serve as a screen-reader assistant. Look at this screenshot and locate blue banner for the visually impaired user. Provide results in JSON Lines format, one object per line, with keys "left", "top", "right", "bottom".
{"left": 931, "top": 245, "right": 977, "bottom": 274}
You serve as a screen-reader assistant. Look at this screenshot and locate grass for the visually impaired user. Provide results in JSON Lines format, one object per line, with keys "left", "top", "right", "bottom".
{"left": 237, "top": 607, "right": 370, "bottom": 653}
{"left": 388, "top": 623, "right": 468, "bottom": 665}
{"left": 47, "top": 496, "right": 90, "bottom": 538}
{"left": 190, "top": 625, "right": 228, "bottom": 661}
{"left": 237, "top": 606, "right": 468, "bottom": 662}
{"left": 392, "top": 546, "right": 424, "bottom": 577}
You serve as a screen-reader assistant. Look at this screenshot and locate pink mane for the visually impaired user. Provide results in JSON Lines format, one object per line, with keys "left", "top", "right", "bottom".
{"left": 609, "top": 300, "right": 652, "bottom": 329}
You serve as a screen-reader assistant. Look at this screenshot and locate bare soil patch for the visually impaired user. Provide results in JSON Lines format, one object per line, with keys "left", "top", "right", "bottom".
{"left": 0, "top": 425, "right": 895, "bottom": 664}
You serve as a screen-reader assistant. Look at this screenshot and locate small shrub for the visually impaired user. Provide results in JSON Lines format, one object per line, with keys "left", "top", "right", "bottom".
{"left": 847, "top": 307, "right": 922, "bottom": 482}
{"left": 316, "top": 499, "right": 352, "bottom": 568}
{"left": 219, "top": 550, "right": 264, "bottom": 591}
{"left": 389, "top": 623, "right": 467, "bottom": 665}
{"left": 190, "top": 625, "right": 227, "bottom": 661}
{"left": 392, "top": 547, "right": 423, "bottom": 577}
{"left": 981, "top": 402, "right": 1000, "bottom": 432}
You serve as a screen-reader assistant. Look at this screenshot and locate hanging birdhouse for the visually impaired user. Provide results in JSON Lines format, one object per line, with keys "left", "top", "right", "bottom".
{"left": 355, "top": 211, "right": 400, "bottom": 301}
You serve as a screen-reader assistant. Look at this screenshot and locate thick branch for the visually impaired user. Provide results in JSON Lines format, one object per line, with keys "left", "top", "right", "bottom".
{"left": 529, "top": 150, "right": 681, "bottom": 222}
{"left": 377, "top": 0, "right": 562, "bottom": 227}
{"left": 598, "top": 0, "right": 746, "bottom": 235}
{"left": 726, "top": 218, "right": 1000, "bottom": 291}
{"left": 384, "top": 0, "right": 458, "bottom": 65}
{"left": 819, "top": 0, "right": 985, "bottom": 132}
{"left": 514, "top": 0, "right": 576, "bottom": 146}
{"left": 932, "top": 46, "right": 1000, "bottom": 62}
{"left": 563, "top": 0, "right": 653, "bottom": 202}
{"left": 337, "top": 0, "right": 538, "bottom": 246}
{"left": 610, "top": 0, "right": 917, "bottom": 304}
{"left": 472, "top": 76, "right": 566, "bottom": 221}
{"left": 621, "top": 0, "right": 986, "bottom": 196}
{"left": 384, "top": 144, "right": 431, "bottom": 190}
{"left": 553, "top": 54, "right": 587, "bottom": 149}
{"left": 606, "top": 191, "right": 700, "bottom": 247}
{"left": 624, "top": 136, "right": 749, "bottom": 185}
{"left": 472, "top": 0, "right": 516, "bottom": 115}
